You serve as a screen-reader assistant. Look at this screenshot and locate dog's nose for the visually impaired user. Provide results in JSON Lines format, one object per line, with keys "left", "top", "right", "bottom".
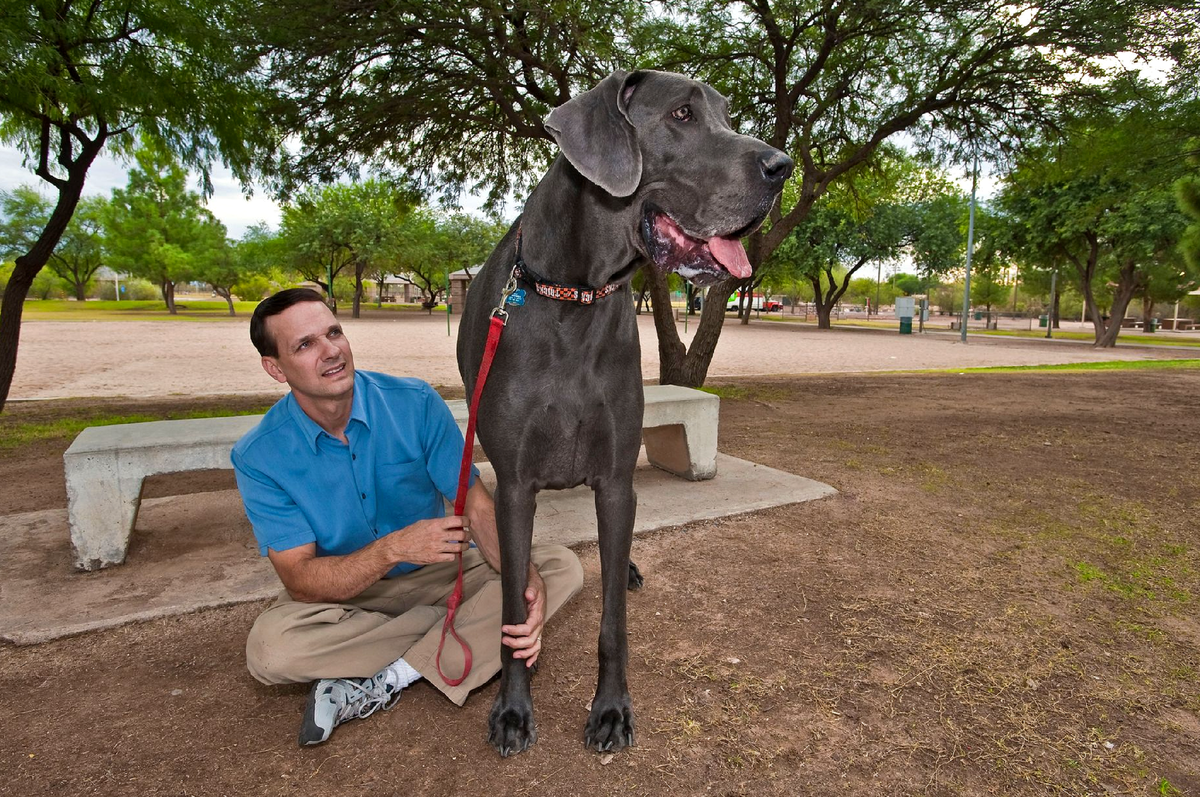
{"left": 758, "top": 149, "right": 794, "bottom": 185}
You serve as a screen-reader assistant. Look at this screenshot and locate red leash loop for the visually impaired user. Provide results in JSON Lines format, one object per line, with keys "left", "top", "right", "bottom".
{"left": 437, "top": 312, "right": 507, "bottom": 686}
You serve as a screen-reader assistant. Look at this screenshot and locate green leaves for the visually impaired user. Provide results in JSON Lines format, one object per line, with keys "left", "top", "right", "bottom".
{"left": 254, "top": 0, "right": 640, "bottom": 207}
{"left": 1, "top": 0, "right": 278, "bottom": 191}
{"left": 105, "top": 145, "right": 228, "bottom": 305}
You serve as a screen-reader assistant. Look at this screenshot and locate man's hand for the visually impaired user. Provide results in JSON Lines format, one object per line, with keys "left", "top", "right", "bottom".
{"left": 387, "top": 516, "right": 470, "bottom": 565}
{"left": 501, "top": 567, "right": 547, "bottom": 668}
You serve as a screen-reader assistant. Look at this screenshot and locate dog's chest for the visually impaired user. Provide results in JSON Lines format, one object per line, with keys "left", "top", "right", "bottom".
{"left": 478, "top": 314, "right": 645, "bottom": 486}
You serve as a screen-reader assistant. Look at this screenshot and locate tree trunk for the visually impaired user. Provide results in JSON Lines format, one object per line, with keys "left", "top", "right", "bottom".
{"left": 0, "top": 146, "right": 100, "bottom": 411}
{"left": 1094, "top": 262, "right": 1140, "bottom": 348}
{"left": 1052, "top": 290, "right": 1061, "bottom": 329}
{"left": 739, "top": 284, "right": 754, "bottom": 325}
{"left": 74, "top": 279, "right": 87, "bottom": 301}
{"left": 216, "top": 287, "right": 235, "bottom": 316}
{"left": 352, "top": 260, "right": 364, "bottom": 318}
{"left": 162, "top": 279, "right": 177, "bottom": 314}
{"left": 648, "top": 268, "right": 737, "bottom": 387}
{"left": 1141, "top": 292, "right": 1154, "bottom": 333}
{"left": 810, "top": 275, "right": 836, "bottom": 329}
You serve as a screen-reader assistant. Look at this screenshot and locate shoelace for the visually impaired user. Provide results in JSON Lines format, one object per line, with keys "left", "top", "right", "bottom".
{"left": 332, "top": 674, "right": 402, "bottom": 724}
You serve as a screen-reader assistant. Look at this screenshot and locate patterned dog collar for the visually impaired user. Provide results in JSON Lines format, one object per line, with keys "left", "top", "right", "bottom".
{"left": 513, "top": 263, "right": 622, "bottom": 305}
{"left": 513, "top": 226, "right": 622, "bottom": 306}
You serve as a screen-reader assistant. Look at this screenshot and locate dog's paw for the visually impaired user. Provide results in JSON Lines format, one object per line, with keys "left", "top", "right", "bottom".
{"left": 488, "top": 694, "right": 538, "bottom": 757}
{"left": 627, "top": 560, "right": 645, "bottom": 591}
{"left": 584, "top": 692, "right": 635, "bottom": 753}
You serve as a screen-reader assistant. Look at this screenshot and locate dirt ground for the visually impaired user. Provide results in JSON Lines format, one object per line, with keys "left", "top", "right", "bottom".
{"left": 2, "top": 369, "right": 1199, "bottom": 796}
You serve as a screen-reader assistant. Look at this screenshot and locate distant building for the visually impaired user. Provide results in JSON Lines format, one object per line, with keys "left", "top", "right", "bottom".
{"left": 448, "top": 266, "right": 482, "bottom": 314}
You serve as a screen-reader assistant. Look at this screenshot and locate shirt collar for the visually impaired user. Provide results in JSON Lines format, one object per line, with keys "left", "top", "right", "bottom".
{"left": 286, "top": 371, "right": 370, "bottom": 453}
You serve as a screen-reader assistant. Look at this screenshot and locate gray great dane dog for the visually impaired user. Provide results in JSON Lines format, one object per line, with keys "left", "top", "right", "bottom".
{"left": 457, "top": 69, "right": 793, "bottom": 756}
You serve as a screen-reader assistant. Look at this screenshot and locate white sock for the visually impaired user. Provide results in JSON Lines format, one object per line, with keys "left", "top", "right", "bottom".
{"left": 381, "top": 656, "right": 423, "bottom": 691}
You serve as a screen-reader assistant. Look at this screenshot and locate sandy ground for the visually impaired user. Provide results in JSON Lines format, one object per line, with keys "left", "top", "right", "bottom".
{"left": 9, "top": 312, "right": 1194, "bottom": 400}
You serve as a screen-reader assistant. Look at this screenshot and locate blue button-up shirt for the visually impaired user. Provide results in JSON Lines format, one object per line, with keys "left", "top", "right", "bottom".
{"left": 231, "top": 370, "right": 477, "bottom": 577}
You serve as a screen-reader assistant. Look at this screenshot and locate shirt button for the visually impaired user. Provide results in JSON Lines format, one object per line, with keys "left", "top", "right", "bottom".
{"left": 352, "top": 454, "right": 356, "bottom": 460}
{"left": 361, "top": 492, "right": 366, "bottom": 499}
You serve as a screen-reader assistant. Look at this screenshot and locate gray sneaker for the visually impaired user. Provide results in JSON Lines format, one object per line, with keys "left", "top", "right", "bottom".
{"left": 298, "top": 672, "right": 402, "bottom": 746}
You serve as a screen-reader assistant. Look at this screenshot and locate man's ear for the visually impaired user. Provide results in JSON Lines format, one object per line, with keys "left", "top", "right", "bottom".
{"left": 544, "top": 70, "right": 646, "bottom": 197}
{"left": 261, "top": 356, "right": 288, "bottom": 385}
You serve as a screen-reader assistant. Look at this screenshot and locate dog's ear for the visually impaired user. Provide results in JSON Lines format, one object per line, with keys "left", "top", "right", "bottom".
{"left": 544, "top": 70, "right": 646, "bottom": 197}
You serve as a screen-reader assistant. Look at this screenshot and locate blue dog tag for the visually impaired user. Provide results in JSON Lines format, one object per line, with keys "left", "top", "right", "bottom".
{"left": 506, "top": 288, "right": 526, "bottom": 307}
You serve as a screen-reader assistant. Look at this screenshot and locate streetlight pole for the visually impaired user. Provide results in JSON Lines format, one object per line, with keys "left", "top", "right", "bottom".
{"left": 960, "top": 155, "right": 978, "bottom": 344}
{"left": 875, "top": 261, "right": 882, "bottom": 319}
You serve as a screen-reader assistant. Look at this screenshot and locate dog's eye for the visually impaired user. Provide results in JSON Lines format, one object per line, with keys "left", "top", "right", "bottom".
{"left": 671, "top": 105, "right": 692, "bottom": 122}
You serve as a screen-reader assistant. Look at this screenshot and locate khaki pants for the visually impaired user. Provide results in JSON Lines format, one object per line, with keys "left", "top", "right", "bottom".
{"left": 246, "top": 544, "right": 584, "bottom": 705}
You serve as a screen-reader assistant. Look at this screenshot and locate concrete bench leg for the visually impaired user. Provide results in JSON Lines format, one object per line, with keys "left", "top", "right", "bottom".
{"left": 65, "top": 452, "right": 144, "bottom": 571}
{"left": 643, "top": 419, "right": 718, "bottom": 481}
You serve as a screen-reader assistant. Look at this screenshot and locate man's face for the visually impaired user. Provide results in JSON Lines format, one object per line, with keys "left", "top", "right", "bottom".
{"left": 261, "top": 300, "right": 355, "bottom": 401}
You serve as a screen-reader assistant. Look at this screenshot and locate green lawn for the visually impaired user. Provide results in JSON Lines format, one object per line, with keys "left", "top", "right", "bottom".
{"left": 751, "top": 313, "right": 1200, "bottom": 347}
{"left": 0, "top": 405, "right": 275, "bottom": 449}
{"left": 922, "top": 359, "right": 1200, "bottom": 374}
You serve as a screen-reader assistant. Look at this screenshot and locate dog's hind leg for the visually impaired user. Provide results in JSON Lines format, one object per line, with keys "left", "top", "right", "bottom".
{"left": 488, "top": 484, "right": 538, "bottom": 757}
{"left": 584, "top": 478, "right": 637, "bottom": 752}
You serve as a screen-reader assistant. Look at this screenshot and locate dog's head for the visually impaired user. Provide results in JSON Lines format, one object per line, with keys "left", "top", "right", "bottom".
{"left": 545, "top": 70, "right": 793, "bottom": 286}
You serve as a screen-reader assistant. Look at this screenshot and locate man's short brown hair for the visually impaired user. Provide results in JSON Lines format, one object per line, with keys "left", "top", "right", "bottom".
{"left": 249, "top": 288, "right": 327, "bottom": 357}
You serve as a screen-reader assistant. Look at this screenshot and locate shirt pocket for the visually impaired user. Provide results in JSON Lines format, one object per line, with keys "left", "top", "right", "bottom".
{"left": 376, "top": 456, "right": 441, "bottom": 527}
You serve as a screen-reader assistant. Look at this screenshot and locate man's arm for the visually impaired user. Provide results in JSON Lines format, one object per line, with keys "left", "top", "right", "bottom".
{"left": 268, "top": 516, "right": 470, "bottom": 603}
{"left": 462, "top": 480, "right": 546, "bottom": 666}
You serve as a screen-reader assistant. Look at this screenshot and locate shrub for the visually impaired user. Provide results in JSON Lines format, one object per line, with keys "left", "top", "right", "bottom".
{"left": 95, "top": 277, "right": 160, "bottom": 301}
{"left": 29, "top": 269, "right": 67, "bottom": 300}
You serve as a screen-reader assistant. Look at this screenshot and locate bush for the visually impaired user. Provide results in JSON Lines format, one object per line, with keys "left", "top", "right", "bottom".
{"left": 29, "top": 269, "right": 67, "bottom": 300}
{"left": 0, "top": 261, "right": 13, "bottom": 297}
{"left": 95, "top": 277, "right": 160, "bottom": 301}
{"left": 232, "top": 274, "right": 274, "bottom": 301}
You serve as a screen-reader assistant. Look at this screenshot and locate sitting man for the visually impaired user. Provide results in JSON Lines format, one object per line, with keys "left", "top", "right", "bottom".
{"left": 232, "top": 288, "right": 583, "bottom": 746}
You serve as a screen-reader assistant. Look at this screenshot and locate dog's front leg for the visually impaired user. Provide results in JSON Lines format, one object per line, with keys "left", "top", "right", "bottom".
{"left": 488, "top": 483, "right": 538, "bottom": 757}
{"left": 584, "top": 477, "right": 637, "bottom": 752}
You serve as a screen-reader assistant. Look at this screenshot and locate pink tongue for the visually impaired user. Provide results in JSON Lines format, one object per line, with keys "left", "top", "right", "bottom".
{"left": 708, "top": 235, "right": 752, "bottom": 278}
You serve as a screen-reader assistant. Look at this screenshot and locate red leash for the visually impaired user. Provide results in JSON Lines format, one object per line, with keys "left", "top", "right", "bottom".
{"left": 436, "top": 310, "right": 508, "bottom": 686}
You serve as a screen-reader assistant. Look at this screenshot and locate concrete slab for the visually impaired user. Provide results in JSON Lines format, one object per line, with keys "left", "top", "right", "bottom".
{"left": 0, "top": 452, "right": 835, "bottom": 645}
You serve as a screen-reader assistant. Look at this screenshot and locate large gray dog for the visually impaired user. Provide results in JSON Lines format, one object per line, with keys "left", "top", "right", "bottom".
{"left": 457, "top": 69, "right": 793, "bottom": 756}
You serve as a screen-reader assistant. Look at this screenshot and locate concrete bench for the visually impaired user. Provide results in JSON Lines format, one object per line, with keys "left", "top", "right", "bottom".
{"left": 63, "top": 384, "right": 719, "bottom": 571}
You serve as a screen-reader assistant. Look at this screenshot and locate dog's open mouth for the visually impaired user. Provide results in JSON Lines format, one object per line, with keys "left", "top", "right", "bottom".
{"left": 641, "top": 207, "right": 759, "bottom": 286}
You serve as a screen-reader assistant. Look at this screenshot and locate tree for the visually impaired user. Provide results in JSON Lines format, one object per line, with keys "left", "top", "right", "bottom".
{"left": 279, "top": 187, "right": 357, "bottom": 313}
{"left": 262, "top": 0, "right": 1192, "bottom": 384}
{"left": 1, "top": 187, "right": 107, "bottom": 300}
{"left": 104, "top": 147, "right": 219, "bottom": 313}
{"left": 967, "top": 207, "right": 1018, "bottom": 323}
{"left": 49, "top": 196, "right": 108, "bottom": 300}
{"left": 0, "top": 0, "right": 277, "bottom": 410}
{"left": 1177, "top": 138, "right": 1200, "bottom": 273}
{"left": 391, "top": 210, "right": 507, "bottom": 311}
{"left": 997, "top": 80, "right": 1199, "bottom": 346}
{"left": 0, "top": 186, "right": 51, "bottom": 259}
{"left": 278, "top": 180, "right": 417, "bottom": 317}
{"left": 232, "top": 223, "right": 287, "bottom": 302}
{"left": 619, "top": 0, "right": 1193, "bottom": 382}
{"left": 253, "top": 1, "right": 638, "bottom": 206}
